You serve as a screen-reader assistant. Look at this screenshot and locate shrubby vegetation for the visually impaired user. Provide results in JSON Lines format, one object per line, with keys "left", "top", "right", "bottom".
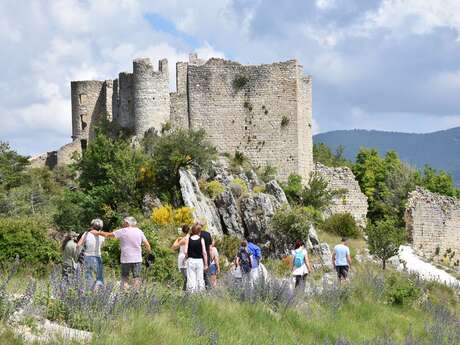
{"left": 282, "top": 172, "right": 345, "bottom": 211}
{"left": 367, "top": 218, "right": 406, "bottom": 269}
{"left": 320, "top": 213, "right": 360, "bottom": 239}
{"left": 0, "top": 217, "right": 59, "bottom": 267}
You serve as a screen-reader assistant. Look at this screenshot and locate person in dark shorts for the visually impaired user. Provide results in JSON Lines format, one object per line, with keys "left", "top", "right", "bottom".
{"left": 332, "top": 237, "right": 352, "bottom": 282}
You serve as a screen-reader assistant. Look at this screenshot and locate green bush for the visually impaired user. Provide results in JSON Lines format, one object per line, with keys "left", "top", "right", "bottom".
{"left": 200, "top": 180, "right": 225, "bottom": 199}
{"left": 366, "top": 218, "right": 405, "bottom": 269}
{"left": 321, "top": 213, "right": 360, "bottom": 238}
{"left": 384, "top": 274, "right": 421, "bottom": 306}
{"left": 214, "top": 235, "right": 241, "bottom": 261}
{"left": 0, "top": 217, "right": 59, "bottom": 267}
{"left": 231, "top": 178, "right": 248, "bottom": 194}
{"left": 270, "top": 205, "right": 313, "bottom": 254}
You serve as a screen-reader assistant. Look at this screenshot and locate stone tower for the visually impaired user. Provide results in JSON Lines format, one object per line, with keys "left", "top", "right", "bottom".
{"left": 70, "top": 80, "right": 112, "bottom": 146}
{"left": 170, "top": 57, "right": 314, "bottom": 182}
{"left": 132, "top": 58, "right": 170, "bottom": 136}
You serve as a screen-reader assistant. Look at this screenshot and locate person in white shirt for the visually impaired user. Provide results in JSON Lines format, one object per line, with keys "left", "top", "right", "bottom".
{"left": 77, "top": 219, "right": 105, "bottom": 289}
{"left": 332, "top": 237, "right": 352, "bottom": 282}
{"left": 291, "top": 240, "right": 313, "bottom": 289}
{"left": 171, "top": 225, "right": 190, "bottom": 291}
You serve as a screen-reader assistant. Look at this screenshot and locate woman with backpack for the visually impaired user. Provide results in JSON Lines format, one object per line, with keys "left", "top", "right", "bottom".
{"left": 236, "top": 240, "right": 252, "bottom": 286}
{"left": 291, "top": 240, "right": 313, "bottom": 289}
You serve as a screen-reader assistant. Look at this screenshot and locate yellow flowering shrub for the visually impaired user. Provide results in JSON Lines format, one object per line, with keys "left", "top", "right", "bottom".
{"left": 151, "top": 205, "right": 173, "bottom": 225}
{"left": 173, "top": 207, "right": 194, "bottom": 225}
{"left": 151, "top": 205, "right": 195, "bottom": 226}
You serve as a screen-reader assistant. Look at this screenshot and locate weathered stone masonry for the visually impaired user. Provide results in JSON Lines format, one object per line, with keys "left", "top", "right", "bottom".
{"left": 314, "top": 163, "right": 368, "bottom": 227}
{"left": 405, "top": 187, "right": 460, "bottom": 268}
{"left": 62, "top": 54, "right": 313, "bottom": 181}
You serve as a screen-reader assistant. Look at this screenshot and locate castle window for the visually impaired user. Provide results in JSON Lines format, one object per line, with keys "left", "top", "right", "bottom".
{"left": 80, "top": 139, "right": 87, "bottom": 151}
{"left": 79, "top": 93, "right": 87, "bottom": 105}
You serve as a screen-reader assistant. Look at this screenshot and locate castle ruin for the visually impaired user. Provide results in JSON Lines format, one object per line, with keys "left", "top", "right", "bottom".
{"left": 405, "top": 187, "right": 460, "bottom": 269}
{"left": 34, "top": 54, "right": 313, "bottom": 182}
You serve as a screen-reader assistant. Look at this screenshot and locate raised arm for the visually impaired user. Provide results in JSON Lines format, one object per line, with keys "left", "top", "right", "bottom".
{"left": 77, "top": 232, "right": 87, "bottom": 248}
{"left": 90, "top": 230, "right": 115, "bottom": 238}
{"left": 171, "top": 236, "right": 187, "bottom": 250}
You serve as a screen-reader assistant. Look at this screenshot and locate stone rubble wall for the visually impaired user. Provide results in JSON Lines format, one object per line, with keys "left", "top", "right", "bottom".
{"left": 314, "top": 163, "right": 368, "bottom": 228}
{"left": 405, "top": 187, "right": 460, "bottom": 267}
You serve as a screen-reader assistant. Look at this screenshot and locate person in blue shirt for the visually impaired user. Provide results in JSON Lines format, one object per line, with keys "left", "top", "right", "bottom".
{"left": 332, "top": 237, "right": 352, "bottom": 282}
{"left": 247, "top": 240, "right": 262, "bottom": 284}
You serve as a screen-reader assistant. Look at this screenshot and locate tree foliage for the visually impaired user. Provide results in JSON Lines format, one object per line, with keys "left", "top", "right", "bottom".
{"left": 313, "top": 143, "right": 352, "bottom": 168}
{"left": 352, "top": 147, "right": 459, "bottom": 225}
{"left": 283, "top": 172, "right": 345, "bottom": 211}
{"left": 321, "top": 213, "right": 360, "bottom": 238}
{"left": 366, "top": 218, "right": 405, "bottom": 269}
{"left": 143, "top": 129, "right": 217, "bottom": 202}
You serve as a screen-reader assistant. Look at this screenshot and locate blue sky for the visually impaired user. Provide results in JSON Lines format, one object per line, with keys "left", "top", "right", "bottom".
{"left": 1, "top": 0, "right": 460, "bottom": 156}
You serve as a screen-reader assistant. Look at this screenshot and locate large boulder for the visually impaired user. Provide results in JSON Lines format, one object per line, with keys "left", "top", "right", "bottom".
{"left": 214, "top": 190, "right": 245, "bottom": 237}
{"left": 179, "top": 168, "right": 223, "bottom": 237}
{"left": 239, "top": 193, "right": 281, "bottom": 243}
{"left": 265, "top": 180, "right": 288, "bottom": 205}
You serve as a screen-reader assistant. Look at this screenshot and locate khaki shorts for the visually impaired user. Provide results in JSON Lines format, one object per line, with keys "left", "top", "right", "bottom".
{"left": 121, "top": 262, "right": 141, "bottom": 279}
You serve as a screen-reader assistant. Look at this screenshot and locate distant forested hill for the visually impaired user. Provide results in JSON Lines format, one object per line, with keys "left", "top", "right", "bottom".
{"left": 313, "top": 127, "right": 460, "bottom": 185}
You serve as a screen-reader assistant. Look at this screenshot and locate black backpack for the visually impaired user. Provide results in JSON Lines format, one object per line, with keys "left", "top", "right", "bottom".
{"left": 238, "top": 248, "right": 252, "bottom": 273}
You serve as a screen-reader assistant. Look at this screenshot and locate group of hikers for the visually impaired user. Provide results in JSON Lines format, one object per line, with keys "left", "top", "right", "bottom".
{"left": 61, "top": 216, "right": 352, "bottom": 292}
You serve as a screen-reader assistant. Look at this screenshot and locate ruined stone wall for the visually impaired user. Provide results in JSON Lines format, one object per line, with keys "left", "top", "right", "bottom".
{"left": 314, "top": 163, "right": 368, "bottom": 227}
{"left": 116, "top": 72, "right": 134, "bottom": 131}
{"left": 71, "top": 80, "right": 106, "bottom": 141}
{"left": 405, "top": 188, "right": 460, "bottom": 267}
{"left": 186, "top": 58, "right": 313, "bottom": 182}
{"left": 170, "top": 61, "right": 190, "bottom": 129}
{"left": 112, "top": 79, "right": 119, "bottom": 123}
{"left": 133, "top": 58, "right": 170, "bottom": 136}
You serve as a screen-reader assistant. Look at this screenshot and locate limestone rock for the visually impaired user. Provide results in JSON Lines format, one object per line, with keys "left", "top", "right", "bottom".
{"left": 307, "top": 224, "right": 320, "bottom": 248}
{"left": 179, "top": 168, "right": 223, "bottom": 237}
{"left": 239, "top": 193, "right": 281, "bottom": 243}
{"left": 313, "top": 243, "right": 333, "bottom": 270}
{"left": 209, "top": 157, "right": 233, "bottom": 186}
{"left": 214, "top": 190, "right": 245, "bottom": 236}
{"left": 265, "top": 180, "right": 288, "bottom": 205}
{"left": 142, "top": 194, "right": 162, "bottom": 217}
{"left": 314, "top": 163, "right": 368, "bottom": 228}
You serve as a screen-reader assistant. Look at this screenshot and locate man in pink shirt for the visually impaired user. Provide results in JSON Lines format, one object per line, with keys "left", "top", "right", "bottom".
{"left": 92, "top": 216, "right": 152, "bottom": 289}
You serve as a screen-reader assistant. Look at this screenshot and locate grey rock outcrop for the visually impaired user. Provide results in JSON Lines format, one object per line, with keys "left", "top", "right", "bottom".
{"left": 240, "top": 193, "right": 281, "bottom": 243}
{"left": 265, "top": 180, "right": 288, "bottom": 205}
{"left": 214, "top": 190, "right": 245, "bottom": 236}
{"left": 312, "top": 243, "right": 334, "bottom": 270}
{"left": 179, "top": 168, "right": 223, "bottom": 237}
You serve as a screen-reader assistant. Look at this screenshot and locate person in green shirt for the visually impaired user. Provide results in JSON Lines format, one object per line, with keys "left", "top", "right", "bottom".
{"left": 61, "top": 233, "right": 81, "bottom": 280}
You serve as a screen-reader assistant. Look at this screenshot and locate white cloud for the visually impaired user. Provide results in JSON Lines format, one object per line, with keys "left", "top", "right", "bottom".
{"left": 0, "top": 0, "right": 224, "bottom": 155}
